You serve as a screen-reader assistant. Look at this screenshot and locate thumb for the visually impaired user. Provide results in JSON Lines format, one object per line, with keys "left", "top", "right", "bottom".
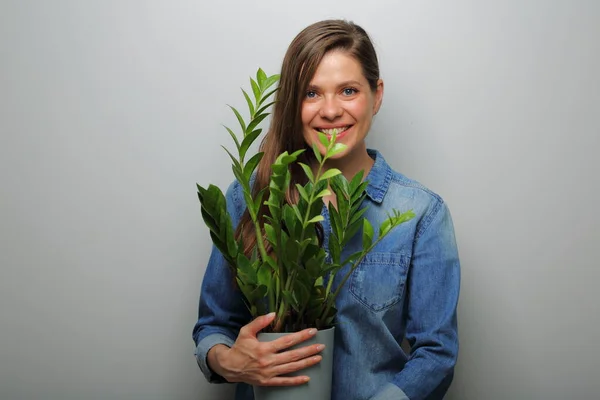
{"left": 243, "top": 312, "right": 276, "bottom": 337}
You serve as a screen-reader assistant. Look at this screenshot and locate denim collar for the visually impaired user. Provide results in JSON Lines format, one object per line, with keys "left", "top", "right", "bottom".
{"left": 364, "top": 149, "right": 392, "bottom": 204}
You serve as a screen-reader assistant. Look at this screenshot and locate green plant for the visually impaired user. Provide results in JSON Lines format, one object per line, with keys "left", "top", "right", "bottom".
{"left": 197, "top": 69, "right": 415, "bottom": 333}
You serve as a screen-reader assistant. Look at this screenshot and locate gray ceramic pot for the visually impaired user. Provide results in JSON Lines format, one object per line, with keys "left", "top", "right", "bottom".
{"left": 253, "top": 327, "right": 335, "bottom": 400}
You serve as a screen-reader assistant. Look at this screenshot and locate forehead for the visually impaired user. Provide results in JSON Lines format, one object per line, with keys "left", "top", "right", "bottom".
{"left": 309, "top": 50, "right": 366, "bottom": 85}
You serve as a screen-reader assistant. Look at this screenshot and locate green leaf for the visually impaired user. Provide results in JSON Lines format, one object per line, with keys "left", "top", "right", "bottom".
{"left": 398, "top": 209, "right": 416, "bottom": 223}
{"left": 317, "top": 131, "right": 330, "bottom": 147}
{"left": 305, "top": 257, "right": 321, "bottom": 278}
{"left": 302, "top": 242, "right": 322, "bottom": 261}
{"left": 209, "top": 231, "right": 227, "bottom": 260}
{"left": 227, "top": 105, "right": 246, "bottom": 133}
{"left": 198, "top": 203, "right": 218, "bottom": 234}
{"left": 328, "top": 203, "right": 342, "bottom": 240}
{"left": 307, "top": 215, "right": 324, "bottom": 224}
{"left": 241, "top": 89, "right": 255, "bottom": 118}
{"left": 284, "top": 237, "right": 301, "bottom": 264}
{"left": 258, "top": 87, "right": 278, "bottom": 107}
{"left": 239, "top": 129, "right": 262, "bottom": 161}
{"left": 350, "top": 191, "right": 366, "bottom": 208}
{"left": 349, "top": 169, "right": 365, "bottom": 193}
{"left": 294, "top": 280, "right": 311, "bottom": 307}
{"left": 362, "top": 218, "right": 374, "bottom": 249}
{"left": 237, "top": 279, "right": 256, "bottom": 305}
{"left": 291, "top": 204, "right": 303, "bottom": 224}
{"left": 334, "top": 172, "right": 350, "bottom": 195}
{"left": 298, "top": 162, "right": 315, "bottom": 183}
{"left": 263, "top": 74, "right": 280, "bottom": 90}
{"left": 282, "top": 290, "right": 299, "bottom": 311}
{"left": 257, "top": 263, "right": 272, "bottom": 288}
{"left": 264, "top": 223, "right": 277, "bottom": 246}
{"left": 328, "top": 237, "right": 341, "bottom": 264}
{"left": 379, "top": 214, "right": 394, "bottom": 237}
{"left": 265, "top": 199, "right": 282, "bottom": 223}
{"left": 250, "top": 78, "right": 261, "bottom": 102}
{"left": 332, "top": 185, "right": 349, "bottom": 226}
{"left": 271, "top": 158, "right": 288, "bottom": 174}
{"left": 243, "top": 152, "right": 264, "bottom": 181}
{"left": 289, "top": 148, "right": 306, "bottom": 159}
{"left": 281, "top": 205, "right": 299, "bottom": 239}
{"left": 253, "top": 187, "right": 266, "bottom": 216}
{"left": 381, "top": 209, "right": 415, "bottom": 236}
{"left": 296, "top": 183, "right": 309, "bottom": 202}
{"left": 319, "top": 168, "right": 341, "bottom": 181}
{"left": 350, "top": 207, "right": 367, "bottom": 224}
{"left": 249, "top": 285, "right": 268, "bottom": 303}
{"left": 315, "top": 188, "right": 331, "bottom": 199}
{"left": 351, "top": 183, "right": 369, "bottom": 204}
{"left": 232, "top": 166, "right": 245, "bottom": 190}
{"left": 222, "top": 125, "right": 240, "bottom": 151}
{"left": 328, "top": 143, "right": 346, "bottom": 157}
{"left": 342, "top": 219, "right": 363, "bottom": 246}
{"left": 246, "top": 113, "right": 269, "bottom": 135}
{"left": 311, "top": 143, "right": 322, "bottom": 163}
{"left": 236, "top": 253, "right": 256, "bottom": 283}
{"left": 257, "top": 68, "right": 267, "bottom": 89}
{"left": 255, "top": 101, "right": 275, "bottom": 118}
{"left": 220, "top": 145, "right": 241, "bottom": 171}
{"left": 341, "top": 250, "right": 364, "bottom": 267}
{"left": 350, "top": 181, "right": 369, "bottom": 203}
{"left": 197, "top": 185, "right": 222, "bottom": 235}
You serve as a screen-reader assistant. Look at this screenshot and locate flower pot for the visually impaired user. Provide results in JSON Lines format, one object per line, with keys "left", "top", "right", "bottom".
{"left": 253, "top": 327, "right": 335, "bottom": 400}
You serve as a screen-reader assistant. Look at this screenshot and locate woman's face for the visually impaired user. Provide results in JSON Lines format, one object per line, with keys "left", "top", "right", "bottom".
{"left": 301, "top": 50, "right": 383, "bottom": 163}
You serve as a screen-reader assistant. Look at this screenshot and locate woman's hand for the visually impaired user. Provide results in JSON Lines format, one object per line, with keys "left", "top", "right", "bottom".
{"left": 207, "top": 313, "right": 325, "bottom": 386}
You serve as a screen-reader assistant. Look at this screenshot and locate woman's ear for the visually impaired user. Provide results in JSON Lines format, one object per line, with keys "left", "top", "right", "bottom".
{"left": 373, "top": 79, "right": 384, "bottom": 115}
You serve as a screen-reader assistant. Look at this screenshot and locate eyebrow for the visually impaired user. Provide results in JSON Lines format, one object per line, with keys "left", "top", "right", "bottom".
{"left": 307, "top": 80, "right": 364, "bottom": 90}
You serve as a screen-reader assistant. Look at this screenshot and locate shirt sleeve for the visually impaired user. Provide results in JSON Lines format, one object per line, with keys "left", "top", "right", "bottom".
{"left": 379, "top": 200, "right": 460, "bottom": 400}
{"left": 370, "top": 382, "right": 411, "bottom": 400}
{"left": 192, "top": 180, "right": 252, "bottom": 383}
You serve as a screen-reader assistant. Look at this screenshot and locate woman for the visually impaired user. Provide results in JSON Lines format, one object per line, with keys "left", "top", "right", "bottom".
{"left": 193, "top": 19, "right": 460, "bottom": 400}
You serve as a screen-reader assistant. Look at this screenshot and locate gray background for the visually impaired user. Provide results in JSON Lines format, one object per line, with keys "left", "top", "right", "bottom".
{"left": 1, "top": 1, "right": 598, "bottom": 399}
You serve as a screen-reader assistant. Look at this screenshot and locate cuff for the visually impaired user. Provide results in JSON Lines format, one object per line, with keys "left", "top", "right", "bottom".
{"left": 194, "top": 333, "right": 236, "bottom": 383}
{"left": 371, "top": 382, "right": 410, "bottom": 400}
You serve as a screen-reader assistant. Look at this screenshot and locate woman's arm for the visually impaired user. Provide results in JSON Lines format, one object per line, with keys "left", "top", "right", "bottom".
{"left": 372, "top": 200, "right": 460, "bottom": 400}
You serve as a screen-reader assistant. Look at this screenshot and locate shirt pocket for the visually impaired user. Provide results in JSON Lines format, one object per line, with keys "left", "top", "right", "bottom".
{"left": 349, "top": 252, "right": 410, "bottom": 312}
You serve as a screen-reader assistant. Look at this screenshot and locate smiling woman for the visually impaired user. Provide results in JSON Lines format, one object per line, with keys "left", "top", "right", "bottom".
{"left": 301, "top": 49, "right": 383, "bottom": 177}
{"left": 193, "top": 19, "right": 461, "bottom": 400}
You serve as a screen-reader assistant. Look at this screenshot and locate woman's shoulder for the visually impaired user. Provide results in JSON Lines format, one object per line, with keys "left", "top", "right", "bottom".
{"left": 369, "top": 151, "right": 450, "bottom": 233}
{"left": 388, "top": 169, "right": 444, "bottom": 205}
{"left": 369, "top": 149, "right": 445, "bottom": 207}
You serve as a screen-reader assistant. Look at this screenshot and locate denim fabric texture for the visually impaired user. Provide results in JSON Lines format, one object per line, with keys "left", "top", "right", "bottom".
{"left": 193, "top": 149, "right": 460, "bottom": 400}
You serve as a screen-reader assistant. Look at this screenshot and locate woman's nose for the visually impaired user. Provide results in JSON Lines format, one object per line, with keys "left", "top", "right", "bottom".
{"left": 319, "top": 96, "right": 343, "bottom": 120}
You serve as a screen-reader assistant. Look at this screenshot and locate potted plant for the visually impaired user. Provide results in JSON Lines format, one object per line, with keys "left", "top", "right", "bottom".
{"left": 197, "top": 69, "right": 415, "bottom": 400}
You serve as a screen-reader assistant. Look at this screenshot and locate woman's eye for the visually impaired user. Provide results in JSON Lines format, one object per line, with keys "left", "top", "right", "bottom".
{"left": 343, "top": 88, "right": 357, "bottom": 96}
{"left": 306, "top": 91, "right": 317, "bottom": 98}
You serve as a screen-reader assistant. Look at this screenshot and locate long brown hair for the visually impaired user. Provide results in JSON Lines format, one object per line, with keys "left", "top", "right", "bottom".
{"left": 236, "top": 19, "right": 381, "bottom": 257}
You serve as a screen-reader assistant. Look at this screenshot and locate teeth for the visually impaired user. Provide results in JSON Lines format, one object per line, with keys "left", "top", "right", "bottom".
{"left": 319, "top": 126, "right": 349, "bottom": 136}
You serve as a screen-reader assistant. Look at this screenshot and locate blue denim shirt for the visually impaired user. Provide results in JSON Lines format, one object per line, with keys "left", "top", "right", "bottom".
{"left": 193, "top": 149, "right": 460, "bottom": 400}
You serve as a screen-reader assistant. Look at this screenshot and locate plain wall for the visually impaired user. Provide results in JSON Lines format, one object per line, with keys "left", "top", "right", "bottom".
{"left": 1, "top": 1, "right": 598, "bottom": 399}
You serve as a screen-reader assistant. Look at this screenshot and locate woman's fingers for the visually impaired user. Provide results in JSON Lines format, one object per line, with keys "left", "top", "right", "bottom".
{"left": 272, "top": 354, "right": 323, "bottom": 377}
{"left": 258, "top": 375, "right": 311, "bottom": 387}
{"left": 257, "top": 355, "right": 323, "bottom": 386}
{"left": 268, "top": 328, "right": 317, "bottom": 352}
{"left": 272, "top": 343, "right": 325, "bottom": 364}
{"left": 239, "top": 313, "right": 276, "bottom": 338}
